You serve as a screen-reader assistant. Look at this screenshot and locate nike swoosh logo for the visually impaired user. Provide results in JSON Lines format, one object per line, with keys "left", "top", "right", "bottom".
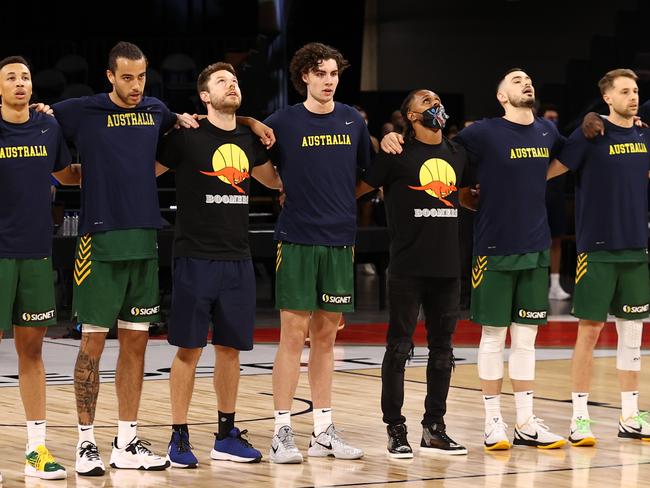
{"left": 146, "top": 106, "right": 153, "bottom": 111}
{"left": 80, "top": 427, "right": 92, "bottom": 431}
{"left": 484, "top": 396, "right": 496, "bottom": 400}
{"left": 34, "top": 421, "right": 45, "bottom": 425}
{"left": 622, "top": 423, "right": 643, "bottom": 433}
{"left": 278, "top": 411, "right": 290, "bottom": 415}
{"left": 316, "top": 441, "right": 332, "bottom": 449}
{"left": 577, "top": 394, "right": 588, "bottom": 398}
{"left": 130, "top": 423, "right": 137, "bottom": 428}
{"left": 519, "top": 431, "right": 538, "bottom": 440}
{"left": 321, "top": 409, "right": 332, "bottom": 413}
{"left": 41, "top": 129, "right": 49, "bottom": 134}
{"left": 526, "top": 392, "right": 533, "bottom": 396}
{"left": 345, "top": 121, "right": 354, "bottom": 125}
{"left": 542, "top": 132, "right": 549, "bottom": 136}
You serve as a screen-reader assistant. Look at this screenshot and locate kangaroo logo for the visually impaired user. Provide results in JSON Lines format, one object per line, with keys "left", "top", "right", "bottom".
{"left": 200, "top": 143, "right": 250, "bottom": 194}
{"left": 408, "top": 158, "right": 457, "bottom": 207}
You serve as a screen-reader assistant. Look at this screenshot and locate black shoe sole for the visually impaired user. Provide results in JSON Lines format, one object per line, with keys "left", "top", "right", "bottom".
{"left": 77, "top": 467, "right": 105, "bottom": 477}
{"left": 110, "top": 461, "right": 170, "bottom": 471}
{"left": 618, "top": 431, "right": 650, "bottom": 440}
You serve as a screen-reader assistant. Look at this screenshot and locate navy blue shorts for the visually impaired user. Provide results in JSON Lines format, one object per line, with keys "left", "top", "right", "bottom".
{"left": 168, "top": 257, "right": 256, "bottom": 350}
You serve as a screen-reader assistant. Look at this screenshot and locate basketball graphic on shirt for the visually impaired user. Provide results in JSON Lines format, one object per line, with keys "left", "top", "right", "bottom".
{"left": 199, "top": 143, "right": 251, "bottom": 194}
{"left": 408, "top": 158, "right": 457, "bottom": 208}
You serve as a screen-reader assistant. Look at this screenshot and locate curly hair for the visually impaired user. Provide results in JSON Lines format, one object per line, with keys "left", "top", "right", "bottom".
{"left": 289, "top": 42, "right": 349, "bottom": 97}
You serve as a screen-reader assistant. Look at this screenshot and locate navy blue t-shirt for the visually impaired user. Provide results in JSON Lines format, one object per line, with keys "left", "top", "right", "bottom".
{"left": 264, "top": 102, "right": 371, "bottom": 246}
{"left": 558, "top": 119, "right": 649, "bottom": 253}
{"left": 52, "top": 94, "right": 177, "bottom": 235}
{"left": 454, "top": 117, "right": 563, "bottom": 256}
{"left": 0, "top": 111, "right": 71, "bottom": 258}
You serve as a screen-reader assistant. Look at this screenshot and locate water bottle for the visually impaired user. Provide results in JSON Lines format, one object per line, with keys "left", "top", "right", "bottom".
{"left": 63, "top": 213, "right": 71, "bottom": 236}
{"left": 72, "top": 213, "right": 79, "bottom": 236}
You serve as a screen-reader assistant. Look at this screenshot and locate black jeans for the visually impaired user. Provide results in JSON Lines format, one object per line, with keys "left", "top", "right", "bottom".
{"left": 381, "top": 273, "right": 459, "bottom": 426}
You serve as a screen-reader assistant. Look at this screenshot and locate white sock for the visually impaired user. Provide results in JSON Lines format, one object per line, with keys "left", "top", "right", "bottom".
{"left": 274, "top": 410, "right": 291, "bottom": 435}
{"left": 550, "top": 273, "right": 561, "bottom": 288}
{"left": 621, "top": 391, "right": 639, "bottom": 420}
{"left": 313, "top": 408, "right": 332, "bottom": 436}
{"left": 483, "top": 395, "right": 502, "bottom": 423}
{"left": 117, "top": 420, "right": 137, "bottom": 448}
{"left": 514, "top": 390, "right": 534, "bottom": 426}
{"left": 26, "top": 420, "right": 46, "bottom": 452}
{"left": 78, "top": 424, "right": 96, "bottom": 446}
{"left": 571, "top": 392, "right": 590, "bottom": 420}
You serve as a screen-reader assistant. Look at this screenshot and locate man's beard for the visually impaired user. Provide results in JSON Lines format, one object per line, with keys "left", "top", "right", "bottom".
{"left": 510, "top": 96, "right": 535, "bottom": 109}
{"left": 210, "top": 96, "right": 240, "bottom": 113}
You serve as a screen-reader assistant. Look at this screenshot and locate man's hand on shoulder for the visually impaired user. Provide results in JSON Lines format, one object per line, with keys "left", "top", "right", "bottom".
{"left": 29, "top": 103, "right": 54, "bottom": 116}
{"left": 581, "top": 112, "right": 604, "bottom": 139}
{"left": 176, "top": 112, "right": 199, "bottom": 129}
{"left": 380, "top": 132, "right": 404, "bottom": 154}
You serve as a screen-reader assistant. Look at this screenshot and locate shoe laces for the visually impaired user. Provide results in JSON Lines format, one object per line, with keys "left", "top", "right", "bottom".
{"left": 486, "top": 418, "right": 508, "bottom": 434}
{"left": 79, "top": 441, "right": 101, "bottom": 461}
{"left": 278, "top": 427, "right": 298, "bottom": 450}
{"left": 389, "top": 424, "right": 409, "bottom": 445}
{"left": 130, "top": 439, "right": 155, "bottom": 456}
{"left": 527, "top": 416, "right": 550, "bottom": 432}
{"left": 235, "top": 429, "right": 254, "bottom": 449}
{"left": 175, "top": 434, "right": 193, "bottom": 453}
{"left": 630, "top": 411, "right": 650, "bottom": 426}
{"left": 574, "top": 417, "right": 595, "bottom": 434}
{"left": 29, "top": 446, "right": 56, "bottom": 470}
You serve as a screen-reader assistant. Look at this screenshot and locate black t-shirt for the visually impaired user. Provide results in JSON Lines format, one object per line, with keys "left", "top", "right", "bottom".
{"left": 157, "top": 119, "right": 268, "bottom": 260}
{"left": 363, "top": 138, "right": 471, "bottom": 277}
{"left": 558, "top": 120, "right": 649, "bottom": 253}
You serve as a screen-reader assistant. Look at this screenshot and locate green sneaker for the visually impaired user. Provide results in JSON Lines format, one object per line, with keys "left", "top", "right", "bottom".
{"left": 25, "top": 445, "right": 67, "bottom": 479}
{"left": 569, "top": 417, "right": 596, "bottom": 446}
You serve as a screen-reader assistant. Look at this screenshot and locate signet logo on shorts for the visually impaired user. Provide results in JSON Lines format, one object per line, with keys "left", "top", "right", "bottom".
{"left": 21, "top": 309, "right": 55, "bottom": 322}
{"left": 130, "top": 305, "right": 160, "bottom": 317}
{"left": 320, "top": 293, "right": 352, "bottom": 305}
{"left": 622, "top": 304, "right": 650, "bottom": 314}
{"left": 517, "top": 308, "right": 547, "bottom": 320}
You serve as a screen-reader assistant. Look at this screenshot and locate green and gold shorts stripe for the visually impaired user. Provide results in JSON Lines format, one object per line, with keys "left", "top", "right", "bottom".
{"left": 472, "top": 255, "right": 487, "bottom": 289}
{"left": 74, "top": 235, "right": 92, "bottom": 286}
{"left": 575, "top": 252, "right": 587, "bottom": 284}
{"left": 276, "top": 241, "right": 282, "bottom": 272}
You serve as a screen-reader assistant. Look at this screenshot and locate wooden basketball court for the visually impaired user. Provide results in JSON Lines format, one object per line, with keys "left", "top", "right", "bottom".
{"left": 1, "top": 341, "right": 650, "bottom": 487}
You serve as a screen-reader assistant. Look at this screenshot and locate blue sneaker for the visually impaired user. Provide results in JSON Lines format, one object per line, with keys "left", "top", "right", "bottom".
{"left": 211, "top": 428, "right": 262, "bottom": 463}
{"left": 167, "top": 430, "right": 198, "bottom": 468}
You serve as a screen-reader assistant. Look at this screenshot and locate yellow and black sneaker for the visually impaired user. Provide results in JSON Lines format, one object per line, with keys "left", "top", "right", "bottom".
{"left": 25, "top": 445, "right": 67, "bottom": 480}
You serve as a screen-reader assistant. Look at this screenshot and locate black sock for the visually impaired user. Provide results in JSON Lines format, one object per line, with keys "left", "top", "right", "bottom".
{"left": 172, "top": 423, "right": 188, "bottom": 434}
{"left": 217, "top": 412, "right": 235, "bottom": 439}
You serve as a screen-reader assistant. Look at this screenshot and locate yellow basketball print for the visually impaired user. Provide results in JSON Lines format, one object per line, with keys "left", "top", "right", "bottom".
{"left": 408, "top": 158, "right": 458, "bottom": 207}
{"left": 211, "top": 143, "right": 249, "bottom": 183}
{"left": 200, "top": 143, "right": 251, "bottom": 194}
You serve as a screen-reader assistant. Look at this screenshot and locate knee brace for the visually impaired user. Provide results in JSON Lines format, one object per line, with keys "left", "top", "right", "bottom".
{"left": 384, "top": 341, "right": 414, "bottom": 373}
{"left": 616, "top": 319, "right": 642, "bottom": 371}
{"left": 508, "top": 322, "right": 538, "bottom": 381}
{"left": 478, "top": 326, "right": 507, "bottom": 380}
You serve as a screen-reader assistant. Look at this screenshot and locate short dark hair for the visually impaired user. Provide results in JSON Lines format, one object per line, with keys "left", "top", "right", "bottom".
{"left": 197, "top": 62, "right": 237, "bottom": 94}
{"left": 0, "top": 56, "right": 30, "bottom": 72}
{"left": 108, "top": 41, "right": 147, "bottom": 72}
{"left": 497, "top": 67, "right": 526, "bottom": 90}
{"left": 289, "top": 42, "right": 349, "bottom": 97}
{"left": 598, "top": 68, "right": 638, "bottom": 94}
{"left": 538, "top": 103, "right": 558, "bottom": 116}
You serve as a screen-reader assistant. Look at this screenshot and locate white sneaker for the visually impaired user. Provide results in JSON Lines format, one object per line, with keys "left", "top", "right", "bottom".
{"left": 569, "top": 417, "right": 596, "bottom": 446}
{"left": 307, "top": 424, "right": 363, "bottom": 459}
{"left": 618, "top": 411, "right": 650, "bottom": 441}
{"left": 514, "top": 416, "right": 566, "bottom": 449}
{"left": 76, "top": 441, "right": 105, "bottom": 476}
{"left": 109, "top": 437, "right": 170, "bottom": 470}
{"left": 484, "top": 417, "right": 511, "bottom": 451}
{"left": 270, "top": 426, "right": 303, "bottom": 464}
{"left": 548, "top": 286, "right": 571, "bottom": 300}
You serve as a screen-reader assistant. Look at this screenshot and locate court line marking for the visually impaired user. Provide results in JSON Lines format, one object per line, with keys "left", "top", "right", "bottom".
{"left": 297, "top": 460, "right": 650, "bottom": 487}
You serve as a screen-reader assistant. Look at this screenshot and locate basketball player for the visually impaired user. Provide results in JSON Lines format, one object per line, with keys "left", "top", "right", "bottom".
{"left": 49, "top": 42, "right": 274, "bottom": 476}
{"left": 357, "top": 89, "right": 474, "bottom": 457}
{"left": 547, "top": 69, "right": 650, "bottom": 445}
{"left": 0, "top": 56, "right": 79, "bottom": 480}
{"left": 264, "top": 42, "right": 371, "bottom": 463}
{"left": 156, "top": 62, "right": 281, "bottom": 467}
{"left": 381, "top": 69, "right": 566, "bottom": 450}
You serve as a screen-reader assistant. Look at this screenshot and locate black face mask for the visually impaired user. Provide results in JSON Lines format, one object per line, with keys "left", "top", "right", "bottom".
{"left": 420, "top": 104, "right": 449, "bottom": 130}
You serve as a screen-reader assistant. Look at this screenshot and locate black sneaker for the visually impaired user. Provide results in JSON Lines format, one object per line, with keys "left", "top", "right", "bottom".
{"left": 421, "top": 424, "right": 467, "bottom": 455}
{"left": 387, "top": 424, "right": 413, "bottom": 459}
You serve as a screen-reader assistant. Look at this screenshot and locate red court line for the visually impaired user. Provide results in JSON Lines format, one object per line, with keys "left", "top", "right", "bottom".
{"left": 250, "top": 320, "right": 650, "bottom": 348}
